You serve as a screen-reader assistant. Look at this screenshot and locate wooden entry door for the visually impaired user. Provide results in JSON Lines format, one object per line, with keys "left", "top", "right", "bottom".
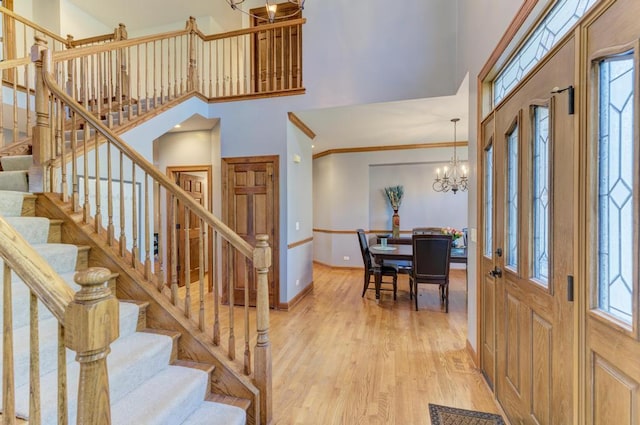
{"left": 581, "top": 1, "right": 640, "bottom": 423}
{"left": 222, "top": 156, "right": 278, "bottom": 308}
{"left": 481, "top": 35, "right": 576, "bottom": 425}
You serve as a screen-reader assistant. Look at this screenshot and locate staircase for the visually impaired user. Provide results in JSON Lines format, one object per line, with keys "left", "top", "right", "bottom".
{"left": 0, "top": 155, "right": 246, "bottom": 424}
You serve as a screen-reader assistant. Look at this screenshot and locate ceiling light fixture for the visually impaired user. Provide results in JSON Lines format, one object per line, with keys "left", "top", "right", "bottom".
{"left": 433, "top": 118, "right": 468, "bottom": 195}
{"left": 226, "top": 0, "right": 305, "bottom": 23}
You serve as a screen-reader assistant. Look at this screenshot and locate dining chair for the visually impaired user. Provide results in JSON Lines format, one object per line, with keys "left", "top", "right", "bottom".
{"left": 356, "top": 229, "right": 398, "bottom": 300}
{"left": 410, "top": 234, "right": 452, "bottom": 312}
{"left": 412, "top": 227, "right": 442, "bottom": 235}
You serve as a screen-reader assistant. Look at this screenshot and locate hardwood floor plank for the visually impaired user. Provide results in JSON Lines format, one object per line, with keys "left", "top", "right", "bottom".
{"left": 179, "top": 263, "right": 500, "bottom": 424}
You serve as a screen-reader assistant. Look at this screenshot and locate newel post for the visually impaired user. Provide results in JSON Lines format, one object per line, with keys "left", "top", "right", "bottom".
{"left": 186, "top": 16, "right": 199, "bottom": 92}
{"left": 65, "top": 268, "right": 119, "bottom": 424}
{"left": 30, "top": 36, "right": 52, "bottom": 192}
{"left": 253, "top": 235, "right": 272, "bottom": 425}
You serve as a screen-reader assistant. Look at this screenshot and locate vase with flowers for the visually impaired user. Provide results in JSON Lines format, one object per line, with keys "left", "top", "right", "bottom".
{"left": 384, "top": 185, "right": 404, "bottom": 238}
{"left": 442, "top": 227, "right": 465, "bottom": 247}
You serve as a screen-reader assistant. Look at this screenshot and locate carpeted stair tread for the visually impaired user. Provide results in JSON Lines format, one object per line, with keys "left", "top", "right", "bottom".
{"left": 111, "top": 365, "right": 209, "bottom": 425}
{"left": 180, "top": 400, "right": 247, "bottom": 425}
{"left": 0, "top": 155, "right": 32, "bottom": 171}
{"left": 0, "top": 170, "right": 28, "bottom": 192}
{"left": 13, "top": 331, "right": 176, "bottom": 424}
{"left": 0, "top": 300, "right": 141, "bottom": 391}
{"left": 0, "top": 190, "right": 26, "bottom": 216}
{"left": 3, "top": 216, "right": 50, "bottom": 244}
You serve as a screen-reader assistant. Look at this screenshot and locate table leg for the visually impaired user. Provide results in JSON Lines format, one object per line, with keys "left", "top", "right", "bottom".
{"left": 375, "top": 268, "right": 382, "bottom": 304}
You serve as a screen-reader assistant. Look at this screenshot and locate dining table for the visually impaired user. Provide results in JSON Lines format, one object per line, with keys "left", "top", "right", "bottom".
{"left": 369, "top": 242, "right": 467, "bottom": 302}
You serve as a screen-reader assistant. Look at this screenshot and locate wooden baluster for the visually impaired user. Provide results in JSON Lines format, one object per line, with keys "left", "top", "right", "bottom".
{"left": 144, "top": 173, "right": 152, "bottom": 279}
{"left": 163, "top": 39, "right": 168, "bottom": 104}
{"left": 208, "top": 42, "right": 213, "bottom": 97}
{"left": 168, "top": 38, "right": 173, "bottom": 99}
{"left": 71, "top": 111, "right": 79, "bottom": 212}
{"left": 65, "top": 268, "right": 119, "bottom": 425}
{"left": 29, "top": 292, "right": 41, "bottom": 425}
{"left": 58, "top": 98, "right": 67, "bottom": 202}
{"left": 200, "top": 37, "right": 205, "bottom": 93}
{"left": 254, "top": 234, "right": 273, "bottom": 425}
{"left": 131, "top": 164, "right": 138, "bottom": 268}
{"left": 184, "top": 205, "right": 191, "bottom": 318}
{"left": 25, "top": 46, "right": 32, "bottom": 137}
{"left": 244, "top": 257, "right": 251, "bottom": 375}
{"left": 236, "top": 36, "right": 240, "bottom": 95}
{"left": 119, "top": 152, "right": 127, "bottom": 257}
{"left": 107, "top": 51, "right": 114, "bottom": 128}
{"left": 144, "top": 42, "right": 150, "bottom": 113}
{"left": 107, "top": 140, "right": 115, "bottom": 246}
{"left": 97, "top": 52, "right": 103, "bottom": 120}
{"left": 94, "top": 127, "right": 102, "bottom": 234}
{"left": 215, "top": 41, "right": 220, "bottom": 97}
{"left": 280, "top": 27, "right": 285, "bottom": 90}
{"left": 57, "top": 324, "right": 68, "bottom": 425}
{"left": 3, "top": 263, "right": 16, "bottom": 424}
{"left": 298, "top": 23, "right": 303, "bottom": 88}
{"left": 136, "top": 45, "right": 141, "bottom": 118}
{"left": 156, "top": 182, "right": 166, "bottom": 291}
{"left": 288, "top": 27, "right": 293, "bottom": 89}
{"left": 222, "top": 39, "right": 226, "bottom": 97}
{"left": 170, "top": 195, "right": 179, "bottom": 304}
{"left": 213, "top": 231, "right": 220, "bottom": 346}
{"left": 116, "top": 44, "right": 123, "bottom": 125}
{"left": 228, "top": 242, "right": 235, "bottom": 360}
{"left": 127, "top": 46, "right": 132, "bottom": 121}
{"left": 267, "top": 28, "right": 272, "bottom": 92}
{"left": 82, "top": 62, "right": 90, "bottom": 223}
{"left": 244, "top": 35, "right": 249, "bottom": 95}
{"left": 187, "top": 17, "right": 197, "bottom": 93}
{"left": 198, "top": 219, "right": 205, "bottom": 331}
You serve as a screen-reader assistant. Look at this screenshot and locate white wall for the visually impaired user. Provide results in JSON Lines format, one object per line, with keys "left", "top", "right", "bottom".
{"left": 313, "top": 147, "right": 468, "bottom": 268}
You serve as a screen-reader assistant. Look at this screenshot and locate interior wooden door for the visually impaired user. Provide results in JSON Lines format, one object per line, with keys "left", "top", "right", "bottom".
{"left": 250, "top": 2, "right": 301, "bottom": 92}
{"left": 222, "top": 156, "right": 278, "bottom": 308}
{"left": 581, "top": 1, "right": 640, "bottom": 423}
{"left": 176, "top": 173, "right": 205, "bottom": 286}
{"left": 488, "top": 34, "right": 576, "bottom": 425}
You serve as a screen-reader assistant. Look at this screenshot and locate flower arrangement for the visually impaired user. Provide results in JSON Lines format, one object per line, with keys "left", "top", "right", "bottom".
{"left": 442, "top": 227, "right": 463, "bottom": 240}
{"left": 384, "top": 185, "right": 404, "bottom": 211}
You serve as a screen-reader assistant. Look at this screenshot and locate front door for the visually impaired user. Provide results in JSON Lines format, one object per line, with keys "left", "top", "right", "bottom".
{"left": 222, "top": 156, "right": 278, "bottom": 308}
{"left": 582, "top": 1, "right": 640, "bottom": 423}
{"left": 481, "top": 34, "right": 576, "bottom": 425}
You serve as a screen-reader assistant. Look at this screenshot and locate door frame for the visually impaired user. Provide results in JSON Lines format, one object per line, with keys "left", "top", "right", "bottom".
{"left": 166, "top": 165, "right": 214, "bottom": 290}
{"left": 222, "top": 155, "right": 280, "bottom": 309}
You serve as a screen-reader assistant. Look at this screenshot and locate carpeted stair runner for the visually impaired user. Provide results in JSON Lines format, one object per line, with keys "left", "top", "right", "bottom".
{"left": 0, "top": 156, "right": 245, "bottom": 424}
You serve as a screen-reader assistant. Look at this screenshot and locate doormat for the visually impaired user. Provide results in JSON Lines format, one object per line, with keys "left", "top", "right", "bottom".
{"left": 429, "top": 404, "right": 505, "bottom": 425}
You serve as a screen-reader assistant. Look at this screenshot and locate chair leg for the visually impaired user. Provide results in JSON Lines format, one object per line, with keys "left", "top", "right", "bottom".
{"left": 393, "top": 275, "right": 397, "bottom": 300}
{"left": 415, "top": 283, "right": 419, "bottom": 311}
{"left": 445, "top": 283, "right": 449, "bottom": 313}
{"left": 409, "top": 277, "right": 413, "bottom": 300}
{"left": 362, "top": 269, "right": 370, "bottom": 297}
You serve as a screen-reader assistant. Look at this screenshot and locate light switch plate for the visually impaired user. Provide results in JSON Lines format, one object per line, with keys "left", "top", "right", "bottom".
{"left": 471, "top": 228, "right": 477, "bottom": 243}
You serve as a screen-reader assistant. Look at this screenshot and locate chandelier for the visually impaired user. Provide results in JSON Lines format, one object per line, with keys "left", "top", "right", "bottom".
{"left": 433, "top": 118, "right": 468, "bottom": 194}
{"left": 226, "top": 0, "right": 305, "bottom": 23}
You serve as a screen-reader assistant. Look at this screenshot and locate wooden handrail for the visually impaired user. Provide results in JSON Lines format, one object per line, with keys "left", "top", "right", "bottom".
{"left": 40, "top": 52, "right": 254, "bottom": 258}
{"left": 0, "top": 57, "right": 31, "bottom": 70}
{"left": 0, "top": 6, "right": 68, "bottom": 45}
{"left": 0, "top": 216, "right": 75, "bottom": 322}
{"left": 198, "top": 18, "right": 307, "bottom": 41}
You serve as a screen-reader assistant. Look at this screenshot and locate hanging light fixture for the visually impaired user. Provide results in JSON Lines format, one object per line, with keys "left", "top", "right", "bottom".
{"left": 227, "top": 0, "right": 305, "bottom": 23}
{"left": 433, "top": 118, "right": 468, "bottom": 194}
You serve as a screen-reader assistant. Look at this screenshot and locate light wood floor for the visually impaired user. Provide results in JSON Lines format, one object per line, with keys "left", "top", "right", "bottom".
{"left": 266, "top": 263, "right": 500, "bottom": 424}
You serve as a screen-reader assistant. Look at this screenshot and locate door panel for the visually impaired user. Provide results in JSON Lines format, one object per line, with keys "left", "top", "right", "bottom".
{"left": 487, "top": 35, "right": 575, "bottom": 425}
{"left": 223, "top": 156, "right": 278, "bottom": 308}
{"left": 583, "top": 1, "right": 640, "bottom": 423}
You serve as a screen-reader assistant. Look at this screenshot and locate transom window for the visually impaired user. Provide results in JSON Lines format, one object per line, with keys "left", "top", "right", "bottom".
{"left": 596, "top": 52, "right": 635, "bottom": 325}
{"left": 493, "top": 0, "right": 597, "bottom": 105}
{"left": 532, "top": 106, "right": 550, "bottom": 285}
{"left": 506, "top": 124, "right": 519, "bottom": 270}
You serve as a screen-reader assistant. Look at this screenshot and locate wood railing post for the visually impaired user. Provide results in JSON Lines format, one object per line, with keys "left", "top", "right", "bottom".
{"left": 30, "top": 36, "right": 52, "bottom": 193}
{"left": 115, "top": 23, "right": 129, "bottom": 102}
{"left": 253, "top": 234, "right": 272, "bottom": 425}
{"left": 186, "top": 16, "right": 198, "bottom": 92}
{"left": 64, "top": 267, "right": 119, "bottom": 424}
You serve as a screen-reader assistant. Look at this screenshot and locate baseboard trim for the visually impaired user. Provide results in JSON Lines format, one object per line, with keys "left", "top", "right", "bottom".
{"left": 279, "top": 281, "right": 314, "bottom": 311}
{"left": 466, "top": 339, "right": 478, "bottom": 368}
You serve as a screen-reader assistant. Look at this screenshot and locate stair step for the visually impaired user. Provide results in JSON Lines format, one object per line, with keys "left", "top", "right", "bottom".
{"left": 207, "top": 393, "right": 252, "bottom": 412}
{"left": 3, "top": 216, "right": 50, "bottom": 244}
{"left": 47, "top": 219, "right": 64, "bottom": 243}
{"left": 110, "top": 365, "right": 209, "bottom": 425}
{"left": 0, "top": 190, "right": 28, "bottom": 217}
{"left": 21, "top": 194, "right": 36, "bottom": 217}
{"left": 0, "top": 170, "right": 28, "bottom": 192}
{"left": 174, "top": 359, "right": 216, "bottom": 392}
{"left": 180, "top": 400, "right": 247, "bottom": 425}
{"left": 119, "top": 299, "right": 150, "bottom": 331}
{"left": 0, "top": 155, "right": 32, "bottom": 172}
{"left": 142, "top": 328, "right": 182, "bottom": 364}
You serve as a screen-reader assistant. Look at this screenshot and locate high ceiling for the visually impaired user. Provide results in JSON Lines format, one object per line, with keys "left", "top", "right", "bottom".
{"left": 65, "top": 0, "right": 469, "bottom": 154}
